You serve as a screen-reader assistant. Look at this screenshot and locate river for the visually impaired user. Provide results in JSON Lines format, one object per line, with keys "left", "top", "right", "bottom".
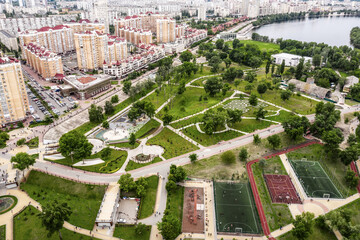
{"left": 252, "top": 16, "right": 360, "bottom": 47}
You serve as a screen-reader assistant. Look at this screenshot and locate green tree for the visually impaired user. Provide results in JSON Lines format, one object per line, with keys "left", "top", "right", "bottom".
{"left": 122, "top": 80, "right": 132, "bottom": 94}
{"left": 267, "top": 135, "right": 281, "bottom": 149}
{"left": 224, "top": 58, "right": 232, "bottom": 68}
{"left": 340, "top": 146, "right": 358, "bottom": 165}
{"left": 288, "top": 83, "right": 296, "bottom": 92}
{"left": 280, "top": 60, "right": 285, "bottom": 75}
{"left": 102, "top": 120, "right": 109, "bottom": 129}
{"left": 209, "top": 55, "right": 222, "bottom": 73}
{"left": 101, "top": 147, "right": 111, "bottom": 159}
{"left": 238, "top": 148, "right": 248, "bottom": 162}
{"left": 111, "top": 95, "right": 119, "bottom": 104}
{"left": 165, "top": 180, "right": 177, "bottom": 193}
{"left": 255, "top": 106, "right": 267, "bottom": 120}
{"left": 227, "top": 109, "right": 242, "bottom": 125}
{"left": 129, "top": 133, "right": 136, "bottom": 146}
{"left": 282, "top": 115, "right": 310, "bottom": 140}
{"left": 292, "top": 212, "right": 315, "bottom": 240}
{"left": 265, "top": 60, "right": 271, "bottom": 78}
{"left": 280, "top": 90, "right": 292, "bottom": 101}
{"left": 222, "top": 67, "right": 237, "bottom": 82}
{"left": 257, "top": 83, "right": 268, "bottom": 95}
{"left": 39, "top": 200, "right": 72, "bottom": 240}
{"left": 11, "top": 152, "right": 36, "bottom": 177}
{"left": 88, "top": 104, "right": 104, "bottom": 123}
{"left": 177, "top": 81, "right": 186, "bottom": 94}
{"left": 204, "top": 77, "right": 222, "bottom": 97}
{"left": 215, "top": 39, "right": 224, "bottom": 50}
{"left": 157, "top": 214, "right": 181, "bottom": 240}
{"left": 313, "top": 54, "right": 321, "bottom": 67}
{"left": 253, "top": 134, "right": 261, "bottom": 144}
{"left": 311, "top": 102, "right": 340, "bottom": 136}
{"left": 58, "top": 131, "right": 93, "bottom": 164}
{"left": 249, "top": 94, "right": 258, "bottom": 106}
{"left": 16, "top": 138, "right": 26, "bottom": 146}
{"left": 322, "top": 129, "right": 343, "bottom": 153}
{"left": 221, "top": 151, "right": 235, "bottom": 164}
{"left": 344, "top": 169, "right": 359, "bottom": 188}
{"left": 179, "top": 50, "right": 193, "bottom": 63}
{"left": 118, "top": 173, "right": 136, "bottom": 192}
{"left": 162, "top": 113, "right": 173, "bottom": 125}
{"left": 135, "top": 223, "right": 147, "bottom": 235}
{"left": 295, "top": 58, "right": 305, "bottom": 80}
{"left": 104, "top": 101, "right": 114, "bottom": 115}
{"left": 189, "top": 153, "right": 198, "bottom": 163}
{"left": 222, "top": 83, "right": 231, "bottom": 96}
{"left": 169, "top": 165, "right": 187, "bottom": 182}
{"left": 245, "top": 83, "right": 254, "bottom": 93}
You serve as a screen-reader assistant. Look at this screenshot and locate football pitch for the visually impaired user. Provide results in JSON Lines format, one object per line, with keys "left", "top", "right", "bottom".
{"left": 213, "top": 181, "right": 262, "bottom": 234}
{"left": 290, "top": 160, "right": 343, "bottom": 199}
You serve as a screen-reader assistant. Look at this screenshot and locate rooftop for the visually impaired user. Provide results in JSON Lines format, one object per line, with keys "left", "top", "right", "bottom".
{"left": 64, "top": 74, "right": 112, "bottom": 90}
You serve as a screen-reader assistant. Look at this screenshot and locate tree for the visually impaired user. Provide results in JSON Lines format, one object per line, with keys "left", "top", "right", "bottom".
{"left": 271, "top": 64, "right": 275, "bottom": 75}
{"left": 292, "top": 212, "right": 315, "bottom": 240}
{"left": 288, "top": 83, "right": 296, "bottom": 92}
{"left": 123, "top": 80, "right": 132, "bottom": 94}
{"left": 265, "top": 60, "right": 271, "bottom": 78}
{"left": 178, "top": 81, "right": 186, "bottom": 94}
{"left": 189, "top": 153, "right": 198, "bottom": 163}
{"left": 39, "top": 200, "right": 72, "bottom": 240}
{"left": 162, "top": 113, "right": 173, "bottom": 125}
{"left": 58, "top": 130, "right": 93, "bottom": 163}
{"left": 222, "top": 83, "right": 231, "bottom": 96}
{"left": 102, "top": 120, "right": 109, "bottom": 129}
{"left": 16, "top": 138, "right": 26, "bottom": 146}
{"left": 128, "top": 100, "right": 155, "bottom": 121}
{"left": 118, "top": 173, "right": 136, "bottom": 192}
{"left": 267, "top": 135, "right": 281, "bottom": 149}
{"left": 233, "top": 38, "right": 240, "bottom": 49}
{"left": 11, "top": 152, "right": 35, "bottom": 177}
{"left": 135, "top": 223, "right": 147, "bottom": 235}
{"left": 179, "top": 50, "right": 193, "bottom": 63}
{"left": 345, "top": 169, "right": 359, "bottom": 188}
{"left": 280, "top": 90, "right": 292, "bottom": 101}
{"left": 280, "top": 60, "right": 285, "bottom": 75}
{"left": 101, "top": 147, "right": 111, "bottom": 159}
{"left": 169, "top": 165, "right": 187, "bottom": 182}
{"left": 282, "top": 115, "right": 310, "bottom": 140}
{"left": 257, "top": 83, "right": 267, "bottom": 95}
{"left": 245, "top": 83, "right": 254, "bottom": 93}
{"left": 222, "top": 67, "right": 237, "bottom": 82}
{"left": 111, "top": 95, "right": 119, "bottom": 104}
{"left": 204, "top": 77, "right": 222, "bottom": 97}
{"left": 255, "top": 106, "right": 267, "bottom": 120}
{"left": 157, "top": 214, "right": 181, "bottom": 240}
{"left": 215, "top": 39, "right": 224, "bottom": 50}
{"left": 347, "top": 133, "right": 357, "bottom": 146}
{"left": 239, "top": 148, "right": 248, "bottom": 162}
{"left": 234, "top": 79, "right": 241, "bottom": 89}
{"left": 295, "top": 58, "right": 305, "bottom": 80}
{"left": 311, "top": 102, "right": 340, "bottom": 136}
{"left": 221, "top": 151, "right": 235, "bottom": 164}
{"left": 249, "top": 94, "right": 258, "bottom": 106}
{"left": 253, "top": 134, "right": 261, "bottom": 144}
{"left": 224, "top": 58, "right": 231, "bottom": 68}
{"left": 104, "top": 101, "right": 114, "bottom": 115}
{"left": 208, "top": 55, "right": 222, "bottom": 73}
{"left": 165, "top": 180, "right": 177, "bottom": 193}
{"left": 203, "top": 109, "right": 228, "bottom": 135}
{"left": 227, "top": 109, "right": 242, "bottom": 125}
{"left": 340, "top": 146, "right": 358, "bottom": 165}
{"left": 88, "top": 104, "right": 104, "bottom": 123}
{"left": 313, "top": 54, "right": 321, "bottom": 67}
{"left": 129, "top": 133, "right": 136, "bottom": 146}
{"left": 322, "top": 129, "right": 343, "bottom": 152}
{"left": 244, "top": 71, "right": 256, "bottom": 83}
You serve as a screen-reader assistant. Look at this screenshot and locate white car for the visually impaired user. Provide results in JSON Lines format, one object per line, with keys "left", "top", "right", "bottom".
{"left": 117, "top": 219, "right": 126, "bottom": 223}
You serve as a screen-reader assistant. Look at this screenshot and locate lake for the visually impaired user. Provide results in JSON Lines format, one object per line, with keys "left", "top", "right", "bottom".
{"left": 252, "top": 16, "right": 360, "bottom": 47}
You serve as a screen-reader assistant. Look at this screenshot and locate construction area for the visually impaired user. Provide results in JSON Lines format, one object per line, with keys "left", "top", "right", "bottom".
{"left": 181, "top": 187, "right": 205, "bottom": 233}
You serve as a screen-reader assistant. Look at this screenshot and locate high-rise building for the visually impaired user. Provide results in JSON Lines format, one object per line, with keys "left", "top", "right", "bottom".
{"left": 198, "top": 6, "right": 207, "bottom": 20}
{"left": 74, "top": 31, "right": 127, "bottom": 70}
{"left": 117, "top": 26, "right": 152, "bottom": 45}
{"left": 19, "top": 25, "right": 75, "bottom": 57}
{"left": 64, "top": 19, "right": 106, "bottom": 34}
{"left": 0, "top": 57, "right": 29, "bottom": 124}
{"left": 23, "top": 43, "right": 64, "bottom": 80}
{"left": 156, "top": 18, "right": 176, "bottom": 43}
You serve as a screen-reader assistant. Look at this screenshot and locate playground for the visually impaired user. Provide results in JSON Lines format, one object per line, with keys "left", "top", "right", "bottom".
{"left": 213, "top": 181, "right": 262, "bottom": 234}
{"left": 264, "top": 174, "right": 302, "bottom": 204}
{"left": 182, "top": 187, "right": 204, "bottom": 233}
{"left": 289, "top": 160, "right": 343, "bottom": 199}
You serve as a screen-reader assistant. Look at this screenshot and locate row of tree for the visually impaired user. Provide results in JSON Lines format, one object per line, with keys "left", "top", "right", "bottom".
{"left": 350, "top": 27, "right": 360, "bottom": 49}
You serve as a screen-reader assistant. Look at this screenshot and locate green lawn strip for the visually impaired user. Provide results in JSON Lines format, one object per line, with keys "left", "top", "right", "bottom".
{"left": 73, "top": 85, "right": 157, "bottom": 135}
{"left": 180, "top": 66, "right": 212, "bottom": 84}
{"left": 166, "top": 185, "right": 184, "bottom": 220}
{"left": 266, "top": 110, "right": 295, "bottom": 123}
{"left": 134, "top": 119, "right": 161, "bottom": 139}
{"left": 125, "top": 157, "right": 162, "bottom": 172}
{"left": 13, "top": 206, "right": 99, "bottom": 240}
{"left": 110, "top": 141, "right": 140, "bottom": 149}
{"left": 156, "top": 87, "right": 233, "bottom": 121}
{"left": 138, "top": 175, "right": 159, "bottom": 219}
{"left": 111, "top": 80, "right": 118, "bottom": 85}
{"left": 25, "top": 137, "right": 39, "bottom": 148}
{"left": 113, "top": 224, "right": 151, "bottom": 240}
{"left": 170, "top": 114, "right": 204, "bottom": 129}
{"left": 49, "top": 149, "right": 128, "bottom": 173}
{"left": 278, "top": 222, "right": 337, "bottom": 240}
{"left": 241, "top": 105, "right": 279, "bottom": 118}
{"left": 251, "top": 161, "right": 293, "bottom": 231}
{"left": 21, "top": 171, "right": 105, "bottom": 230}
{"left": 262, "top": 156, "right": 287, "bottom": 175}
{"left": 231, "top": 119, "right": 274, "bottom": 132}
{"left": 286, "top": 144, "right": 357, "bottom": 197}
{"left": 147, "top": 127, "right": 199, "bottom": 159}
{"left": 345, "top": 99, "right": 359, "bottom": 106}
{"left": 240, "top": 40, "right": 281, "bottom": 51}
{"left": 182, "top": 125, "right": 243, "bottom": 147}
{"left": 0, "top": 224, "right": 4, "bottom": 240}
{"left": 343, "top": 112, "right": 358, "bottom": 122}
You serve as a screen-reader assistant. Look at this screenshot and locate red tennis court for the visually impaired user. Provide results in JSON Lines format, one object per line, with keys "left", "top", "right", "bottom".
{"left": 264, "top": 174, "right": 302, "bottom": 204}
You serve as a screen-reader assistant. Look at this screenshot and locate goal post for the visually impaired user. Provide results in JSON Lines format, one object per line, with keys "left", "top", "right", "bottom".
{"left": 323, "top": 193, "right": 330, "bottom": 198}
{"left": 235, "top": 227, "right": 243, "bottom": 233}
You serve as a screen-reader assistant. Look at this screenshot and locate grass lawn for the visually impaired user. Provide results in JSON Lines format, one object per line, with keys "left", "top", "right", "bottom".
{"left": 261, "top": 156, "right": 287, "bottom": 175}
{"left": 266, "top": 110, "right": 295, "bottom": 123}
{"left": 252, "top": 159, "right": 293, "bottom": 231}
{"left": 240, "top": 40, "right": 281, "bottom": 52}
{"left": 286, "top": 144, "right": 357, "bottom": 197}
{"left": 14, "top": 206, "right": 99, "bottom": 240}
{"left": 170, "top": 114, "right": 204, "bottom": 129}
{"left": 156, "top": 87, "right": 232, "bottom": 121}
{"left": 278, "top": 222, "right": 337, "bottom": 240}
{"left": 180, "top": 66, "right": 212, "bottom": 84}
{"left": 182, "top": 125, "right": 243, "bottom": 146}
{"left": 25, "top": 137, "right": 39, "bottom": 148}
{"left": 111, "top": 80, "right": 118, "bottom": 85}
{"left": 21, "top": 171, "right": 105, "bottom": 230}
{"left": 110, "top": 141, "right": 140, "bottom": 149}
{"left": 72, "top": 121, "right": 99, "bottom": 135}
{"left": 343, "top": 112, "right": 358, "bottom": 123}
{"left": 166, "top": 185, "right": 184, "bottom": 220}
{"left": 231, "top": 119, "right": 274, "bottom": 133}
{"left": 113, "top": 224, "right": 151, "bottom": 240}
{"left": 345, "top": 99, "right": 359, "bottom": 106}
{"left": 147, "top": 127, "right": 199, "bottom": 159}
{"left": 134, "top": 119, "right": 161, "bottom": 139}
{"left": 53, "top": 149, "right": 128, "bottom": 173}
{"left": 142, "top": 85, "right": 175, "bottom": 110}
{"left": 138, "top": 175, "right": 159, "bottom": 219}
{"left": 125, "top": 157, "right": 162, "bottom": 172}
{"left": 0, "top": 225, "right": 4, "bottom": 240}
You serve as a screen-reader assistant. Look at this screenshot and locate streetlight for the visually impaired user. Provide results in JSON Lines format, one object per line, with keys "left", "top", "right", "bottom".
{"left": 76, "top": 175, "right": 80, "bottom": 182}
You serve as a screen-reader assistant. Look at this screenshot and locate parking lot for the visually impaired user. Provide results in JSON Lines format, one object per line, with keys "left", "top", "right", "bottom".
{"left": 22, "top": 67, "right": 77, "bottom": 121}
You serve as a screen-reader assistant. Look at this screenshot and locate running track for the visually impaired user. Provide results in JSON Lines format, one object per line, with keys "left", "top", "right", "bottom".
{"left": 350, "top": 161, "right": 360, "bottom": 193}
{"left": 246, "top": 140, "right": 320, "bottom": 239}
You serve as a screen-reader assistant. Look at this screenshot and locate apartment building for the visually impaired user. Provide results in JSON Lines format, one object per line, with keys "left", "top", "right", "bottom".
{"left": 114, "top": 13, "right": 166, "bottom": 33}
{"left": 0, "top": 57, "right": 29, "bottom": 124}
{"left": 117, "top": 26, "right": 152, "bottom": 45}
{"left": 23, "top": 43, "right": 64, "bottom": 81}
{"left": 0, "top": 30, "right": 18, "bottom": 51}
{"left": 64, "top": 19, "right": 106, "bottom": 34}
{"left": 19, "top": 25, "right": 75, "bottom": 56}
{"left": 156, "top": 18, "right": 176, "bottom": 43}
{"left": 74, "top": 31, "right": 128, "bottom": 70}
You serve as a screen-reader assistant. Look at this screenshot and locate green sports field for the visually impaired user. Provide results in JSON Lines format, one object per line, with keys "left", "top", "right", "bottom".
{"left": 290, "top": 160, "right": 343, "bottom": 199}
{"left": 214, "top": 181, "right": 262, "bottom": 234}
